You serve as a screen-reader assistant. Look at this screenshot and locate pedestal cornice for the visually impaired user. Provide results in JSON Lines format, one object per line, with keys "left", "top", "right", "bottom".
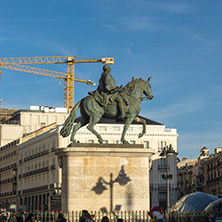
{"left": 56, "top": 143, "right": 154, "bottom": 158}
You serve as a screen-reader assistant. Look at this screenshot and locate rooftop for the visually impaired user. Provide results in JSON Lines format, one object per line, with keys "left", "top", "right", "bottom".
{"left": 75, "top": 115, "right": 163, "bottom": 125}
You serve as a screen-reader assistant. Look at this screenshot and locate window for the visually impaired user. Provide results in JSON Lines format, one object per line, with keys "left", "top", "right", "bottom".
{"left": 130, "top": 140, "right": 136, "bottom": 144}
{"left": 128, "top": 127, "right": 133, "bottom": 132}
{"left": 143, "top": 141, "right": 149, "bottom": 148}
{"left": 99, "top": 126, "right": 107, "bottom": 131}
{"left": 159, "top": 158, "right": 166, "bottom": 169}
{"left": 43, "top": 145, "right": 45, "bottom": 151}
{"left": 43, "top": 174, "right": 45, "bottom": 184}
{"left": 115, "top": 140, "right": 121, "bottom": 144}
{"left": 159, "top": 192, "right": 167, "bottom": 209}
{"left": 158, "top": 141, "right": 167, "bottom": 151}
{"left": 88, "top": 140, "right": 94, "bottom": 143}
{"left": 103, "top": 140, "right": 108, "bottom": 144}
{"left": 113, "top": 127, "right": 120, "bottom": 132}
{"left": 41, "top": 123, "right": 46, "bottom": 128}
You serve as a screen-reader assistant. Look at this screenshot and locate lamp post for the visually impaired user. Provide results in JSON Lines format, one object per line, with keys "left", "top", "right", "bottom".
{"left": 91, "top": 165, "right": 131, "bottom": 212}
{"left": 160, "top": 144, "right": 178, "bottom": 217}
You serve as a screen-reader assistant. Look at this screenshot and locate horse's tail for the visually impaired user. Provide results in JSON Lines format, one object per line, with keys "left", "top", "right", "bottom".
{"left": 60, "top": 100, "right": 81, "bottom": 137}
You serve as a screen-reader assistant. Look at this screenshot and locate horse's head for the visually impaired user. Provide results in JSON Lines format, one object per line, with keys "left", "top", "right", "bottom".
{"left": 143, "top": 77, "right": 154, "bottom": 100}
{"left": 124, "top": 77, "right": 154, "bottom": 101}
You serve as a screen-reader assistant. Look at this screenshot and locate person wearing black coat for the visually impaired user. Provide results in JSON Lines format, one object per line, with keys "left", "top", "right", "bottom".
{"left": 203, "top": 213, "right": 215, "bottom": 222}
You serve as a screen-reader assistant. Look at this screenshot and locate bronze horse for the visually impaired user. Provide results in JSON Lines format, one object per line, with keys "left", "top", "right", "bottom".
{"left": 60, "top": 77, "right": 154, "bottom": 144}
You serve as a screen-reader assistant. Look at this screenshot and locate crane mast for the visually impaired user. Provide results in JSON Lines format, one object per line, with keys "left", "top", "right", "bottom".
{"left": 0, "top": 56, "right": 115, "bottom": 111}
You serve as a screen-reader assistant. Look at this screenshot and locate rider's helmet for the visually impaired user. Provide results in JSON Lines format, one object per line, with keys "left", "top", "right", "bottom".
{"left": 103, "top": 64, "right": 111, "bottom": 72}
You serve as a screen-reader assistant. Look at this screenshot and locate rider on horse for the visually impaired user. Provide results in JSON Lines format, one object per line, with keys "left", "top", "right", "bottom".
{"left": 89, "top": 65, "right": 128, "bottom": 120}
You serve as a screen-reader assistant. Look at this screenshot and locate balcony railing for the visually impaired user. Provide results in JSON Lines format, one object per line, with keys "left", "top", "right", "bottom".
{"left": 51, "top": 165, "right": 56, "bottom": 170}
{"left": 23, "top": 150, "right": 50, "bottom": 163}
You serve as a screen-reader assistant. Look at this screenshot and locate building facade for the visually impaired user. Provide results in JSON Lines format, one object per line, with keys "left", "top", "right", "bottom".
{"left": 178, "top": 147, "right": 222, "bottom": 199}
{"left": 0, "top": 106, "right": 68, "bottom": 147}
{"left": 0, "top": 139, "right": 19, "bottom": 211}
{"left": 0, "top": 108, "right": 179, "bottom": 211}
{"left": 18, "top": 126, "right": 62, "bottom": 212}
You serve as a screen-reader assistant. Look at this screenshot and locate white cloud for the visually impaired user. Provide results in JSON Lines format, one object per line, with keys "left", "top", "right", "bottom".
{"left": 33, "top": 39, "right": 75, "bottom": 55}
{"left": 143, "top": 93, "right": 204, "bottom": 120}
{"left": 0, "top": 36, "right": 24, "bottom": 42}
{"left": 126, "top": 44, "right": 152, "bottom": 62}
{"left": 178, "top": 131, "right": 222, "bottom": 158}
{"left": 119, "top": 18, "right": 167, "bottom": 32}
{"left": 162, "top": 2, "right": 191, "bottom": 14}
{"left": 2, "top": 77, "right": 53, "bottom": 88}
{"left": 179, "top": 27, "right": 216, "bottom": 50}
{"left": 126, "top": 1, "right": 192, "bottom": 14}
{"left": 104, "top": 24, "right": 121, "bottom": 32}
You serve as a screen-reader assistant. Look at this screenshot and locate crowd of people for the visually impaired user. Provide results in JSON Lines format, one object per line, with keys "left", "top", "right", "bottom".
{"left": 79, "top": 209, "right": 123, "bottom": 222}
{"left": 0, "top": 208, "right": 216, "bottom": 222}
{"left": 0, "top": 210, "right": 123, "bottom": 222}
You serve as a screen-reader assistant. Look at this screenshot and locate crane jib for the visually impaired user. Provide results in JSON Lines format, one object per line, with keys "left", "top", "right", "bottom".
{"left": 0, "top": 56, "right": 114, "bottom": 112}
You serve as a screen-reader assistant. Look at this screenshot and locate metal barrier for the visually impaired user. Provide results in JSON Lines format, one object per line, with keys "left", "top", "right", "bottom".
{"left": 9, "top": 211, "right": 150, "bottom": 222}
{"left": 168, "top": 211, "right": 206, "bottom": 222}
{"left": 7, "top": 210, "right": 210, "bottom": 222}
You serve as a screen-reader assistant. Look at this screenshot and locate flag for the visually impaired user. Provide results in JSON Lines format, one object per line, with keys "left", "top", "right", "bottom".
{"left": 0, "top": 99, "right": 2, "bottom": 107}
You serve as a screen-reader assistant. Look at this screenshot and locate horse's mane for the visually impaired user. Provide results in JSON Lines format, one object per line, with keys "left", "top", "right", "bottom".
{"left": 123, "top": 78, "right": 145, "bottom": 94}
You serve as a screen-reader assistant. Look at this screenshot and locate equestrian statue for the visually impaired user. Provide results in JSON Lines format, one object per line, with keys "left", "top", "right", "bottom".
{"left": 60, "top": 64, "right": 154, "bottom": 144}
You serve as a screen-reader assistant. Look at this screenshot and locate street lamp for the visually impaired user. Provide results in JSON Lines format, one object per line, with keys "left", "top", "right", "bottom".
{"left": 160, "top": 144, "right": 178, "bottom": 215}
{"left": 92, "top": 165, "right": 131, "bottom": 212}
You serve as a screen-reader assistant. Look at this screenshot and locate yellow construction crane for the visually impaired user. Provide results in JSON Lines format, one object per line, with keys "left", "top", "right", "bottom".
{"left": 0, "top": 56, "right": 115, "bottom": 111}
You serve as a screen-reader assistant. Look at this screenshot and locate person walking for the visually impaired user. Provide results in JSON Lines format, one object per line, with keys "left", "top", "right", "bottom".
{"left": 25, "top": 213, "right": 35, "bottom": 222}
{"left": 90, "top": 215, "right": 95, "bottom": 222}
{"left": 56, "top": 213, "right": 66, "bottom": 222}
{"left": 79, "top": 210, "right": 88, "bottom": 222}
{"left": 101, "top": 216, "right": 109, "bottom": 222}
{"left": 15, "top": 217, "right": 23, "bottom": 222}
{"left": 0, "top": 216, "right": 7, "bottom": 222}
{"left": 203, "top": 213, "right": 215, "bottom": 222}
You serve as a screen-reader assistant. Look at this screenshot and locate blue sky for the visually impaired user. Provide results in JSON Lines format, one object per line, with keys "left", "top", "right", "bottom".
{"left": 0, "top": 0, "right": 222, "bottom": 159}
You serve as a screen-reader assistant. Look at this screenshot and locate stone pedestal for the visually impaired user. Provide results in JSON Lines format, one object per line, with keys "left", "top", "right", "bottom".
{"left": 55, "top": 144, "right": 154, "bottom": 211}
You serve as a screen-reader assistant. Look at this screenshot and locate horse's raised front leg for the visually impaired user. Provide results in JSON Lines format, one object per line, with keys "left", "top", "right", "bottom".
{"left": 121, "top": 115, "right": 137, "bottom": 144}
{"left": 87, "top": 115, "right": 104, "bottom": 144}
{"left": 133, "top": 116, "right": 146, "bottom": 138}
{"left": 70, "top": 117, "right": 89, "bottom": 143}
